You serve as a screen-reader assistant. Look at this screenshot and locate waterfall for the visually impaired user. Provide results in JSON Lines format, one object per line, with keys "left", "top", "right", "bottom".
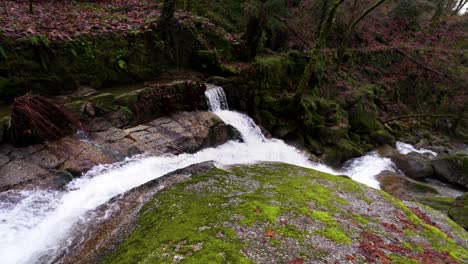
{"left": 0, "top": 84, "right": 396, "bottom": 264}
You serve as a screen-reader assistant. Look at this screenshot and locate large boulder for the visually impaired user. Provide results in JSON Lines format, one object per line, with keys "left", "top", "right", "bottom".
{"left": 377, "top": 170, "right": 438, "bottom": 198}
{"left": 75, "top": 163, "right": 467, "bottom": 264}
{"left": 448, "top": 193, "right": 468, "bottom": 230}
{"left": 431, "top": 154, "right": 468, "bottom": 189}
{"left": 391, "top": 152, "right": 434, "bottom": 179}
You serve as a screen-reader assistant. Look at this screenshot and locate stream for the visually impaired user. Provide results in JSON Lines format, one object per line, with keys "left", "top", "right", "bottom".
{"left": 1, "top": 84, "right": 403, "bottom": 263}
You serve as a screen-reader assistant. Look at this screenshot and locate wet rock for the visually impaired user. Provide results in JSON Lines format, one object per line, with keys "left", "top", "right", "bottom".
{"left": 64, "top": 100, "right": 87, "bottom": 117}
{"left": 0, "top": 112, "right": 238, "bottom": 190}
{"left": 391, "top": 152, "right": 434, "bottom": 179}
{"left": 370, "top": 129, "right": 395, "bottom": 146}
{"left": 377, "top": 170, "right": 438, "bottom": 198}
{"left": 0, "top": 159, "right": 49, "bottom": 188}
{"left": 431, "top": 154, "right": 468, "bottom": 189}
{"left": 448, "top": 193, "right": 468, "bottom": 230}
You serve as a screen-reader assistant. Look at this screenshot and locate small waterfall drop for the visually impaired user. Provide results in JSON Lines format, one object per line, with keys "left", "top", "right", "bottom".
{"left": 0, "top": 84, "right": 396, "bottom": 264}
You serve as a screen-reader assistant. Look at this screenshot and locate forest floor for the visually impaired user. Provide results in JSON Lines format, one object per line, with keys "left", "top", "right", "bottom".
{"left": 0, "top": 0, "right": 160, "bottom": 40}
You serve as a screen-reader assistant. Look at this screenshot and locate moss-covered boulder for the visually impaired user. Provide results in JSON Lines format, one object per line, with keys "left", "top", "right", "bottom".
{"left": 431, "top": 154, "right": 468, "bottom": 189}
{"left": 371, "top": 129, "right": 396, "bottom": 146}
{"left": 323, "top": 138, "right": 364, "bottom": 165}
{"left": 89, "top": 93, "right": 117, "bottom": 112}
{"left": 104, "top": 163, "right": 467, "bottom": 264}
{"left": 448, "top": 193, "right": 468, "bottom": 230}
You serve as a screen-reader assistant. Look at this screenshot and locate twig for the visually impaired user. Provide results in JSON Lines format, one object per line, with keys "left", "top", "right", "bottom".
{"left": 383, "top": 114, "right": 467, "bottom": 124}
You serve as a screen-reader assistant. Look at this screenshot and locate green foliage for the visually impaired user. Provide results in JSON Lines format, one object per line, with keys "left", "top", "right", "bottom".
{"left": 25, "top": 34, "right": 51, "bottom": 48}
{"left": 0, "top": 44, "right": 6, "bottom": 60}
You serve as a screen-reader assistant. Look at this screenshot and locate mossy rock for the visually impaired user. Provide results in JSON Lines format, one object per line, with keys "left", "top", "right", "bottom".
{"left": 448, "top": 193, "right": 468, "bottom": 230}
{"left": 114, "top": 91, "right": 141, "bottom": 107}
{"left": 191, "top": 50, "right": 234, "bottom": 75}
{"left": 64, "top": 100, "right": 87, "bottom": 117}
{"left": 89, "top": 93, "right": 117, "bottom": 112}
{"left": 349, "top": 110, "right": 381, "bottom": 134}
{"left": 104, "top": 163, "right": 468, "bottom": 264}
{"left": 371, "top": 129, "right": 396, "bottom": 146}
{"left": 323, "top": 139, "right": 364, "bottom": 166}
{"left": 317, "top": 125, "right": 348, "bottom": 145}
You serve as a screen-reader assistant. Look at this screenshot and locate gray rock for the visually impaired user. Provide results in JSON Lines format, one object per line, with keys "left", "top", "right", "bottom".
{"left": 431, "top": 154, "right": 468, "bottom": 189}
{"left": 391, "top": 152, "right": 434, "bottom": 179}
{"left": 0, "top": 112, "right": 238, "bottom": 191}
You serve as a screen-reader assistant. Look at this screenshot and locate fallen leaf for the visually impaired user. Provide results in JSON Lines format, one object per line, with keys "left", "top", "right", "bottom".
{"left": 264, "top": 229, "right": 275, "bottom": 237}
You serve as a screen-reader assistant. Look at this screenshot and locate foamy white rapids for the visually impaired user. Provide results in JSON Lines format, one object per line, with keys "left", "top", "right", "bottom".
{"left": 396, "top": 141, "right": 438, "bottom": 156}
{"left": 0, "top": 84, "right": 395, "bottom": 263}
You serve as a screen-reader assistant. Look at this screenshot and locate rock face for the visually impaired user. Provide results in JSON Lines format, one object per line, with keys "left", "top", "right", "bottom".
{"left": 391, "top": 152, "right": 434, "bottom": 179}
{"left": 0, "top": 112, "right": 238, "bottom": 191}
{"left": 90, "top": 163, "right": 466, "bottom": 264}
{"left": 431, "top": 154, "right": 468, "bottom": 189}
{"left": 377, "top": 145, "right": 434, "bottom": 180}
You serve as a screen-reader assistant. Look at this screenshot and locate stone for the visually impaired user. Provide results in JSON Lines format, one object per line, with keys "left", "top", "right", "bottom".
{"left": 0, "top": 159, "right": 49, "bottom": 189}
{"left": 377, "top": 170, "right": 438, "bottom": 198}
{"left": 115, "top": 91, "right": 140, "bottom": 107}
{"left": 391, "top": 152, "right": 434, "bottom": 179}
{"left": 431, "top": 154, "right": 468, "bottom": 189}
{"left": 89, "top": 93, "right": 117, "bottom": 111}
{"left": 370, "top": 129, "right": 395, "bottom": 146}
{"left": 0, "top": 111, "right": 239, "bottom": 190}
{"left": 64, "top": 100, "right": 86, "bottom": 117}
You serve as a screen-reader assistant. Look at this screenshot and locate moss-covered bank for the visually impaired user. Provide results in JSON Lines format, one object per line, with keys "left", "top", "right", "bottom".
{"left": 104, "top": 163, "right": 467, "bottom": 263}
{"left": 0, "top": 14, "right": 236, "bottom": 102}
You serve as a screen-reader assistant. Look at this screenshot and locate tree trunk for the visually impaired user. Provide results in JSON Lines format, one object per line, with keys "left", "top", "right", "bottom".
{"left": 294, "top": 0, "right": 345, "bottom": 102}
{"left": 29, "top": 0, "right": 33, "bottom": 14}
{"left": 336, "top": 0, "right": 388, "bottom": 70}
{"left": 158, "top": 0, "right": 176, "bottom": 31}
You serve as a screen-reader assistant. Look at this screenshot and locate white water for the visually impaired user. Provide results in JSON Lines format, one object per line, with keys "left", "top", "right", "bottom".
{"left": 0, "top": 85, "right": 396, "bottom": 264}
{"left": 396, "top": 141, "right": 438, "bottom": 157}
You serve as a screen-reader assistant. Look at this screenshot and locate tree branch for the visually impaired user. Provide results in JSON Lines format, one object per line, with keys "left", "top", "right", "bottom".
{"left": 272, "top": 14, "right": 311, "bottom": 49}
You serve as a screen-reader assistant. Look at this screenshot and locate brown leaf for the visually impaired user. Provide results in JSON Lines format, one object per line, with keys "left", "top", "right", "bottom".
{"left": 289, "top": 257, "right": 304, "bottom": 264}
{"left": 264, "top": 229, "right": 275, "bottom": 237}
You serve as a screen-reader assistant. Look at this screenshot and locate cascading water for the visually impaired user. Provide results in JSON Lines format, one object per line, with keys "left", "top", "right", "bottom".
{"left": 0, "top": 84, "right": 396, "bottom": 264}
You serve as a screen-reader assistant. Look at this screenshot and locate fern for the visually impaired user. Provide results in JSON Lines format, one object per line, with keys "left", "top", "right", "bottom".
{"left": 0, "top": 44, "right": 6, "bottom": 59}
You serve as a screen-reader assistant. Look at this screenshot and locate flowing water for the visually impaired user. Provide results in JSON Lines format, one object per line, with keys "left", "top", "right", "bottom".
{"left": 396, "top": 141, "right": 438, "bottom": 156}
{"left": 0, "top": 84, "right": 397, "bottom": 264}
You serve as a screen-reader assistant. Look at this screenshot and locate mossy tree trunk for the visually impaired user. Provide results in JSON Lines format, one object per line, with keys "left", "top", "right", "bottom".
{"left": 336, "top": 0, "right": 388, "bottom": 71}
{"left": 294, "top": 0, "right": 345, "bottom": 103}
{"left": 245, "top": 8, "right": 268, "bottom": 60}
{"left": 158, "top": 0, "right": 178, "bottom": 64}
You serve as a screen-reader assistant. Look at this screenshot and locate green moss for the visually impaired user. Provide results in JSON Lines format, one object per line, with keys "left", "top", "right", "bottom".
{"left": 276, "top": 224, "right": 305, "bottom": 241}
{"left": 247, "top": 55, "right": 291, "bottom": 91}
{"left": 237, "top": 201, "right": 280, "bottom": 225}
{"left": 370, "top": 129, "right": 395, "bottom": 146}
{"left": 324, "top": 139, "right": 364, "bottom": 165}
{"left": 388, "top": 254, "right": 419, "bottom": 264}
{"left": 315, "top": 228, "right": 352, "bottom": 245}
